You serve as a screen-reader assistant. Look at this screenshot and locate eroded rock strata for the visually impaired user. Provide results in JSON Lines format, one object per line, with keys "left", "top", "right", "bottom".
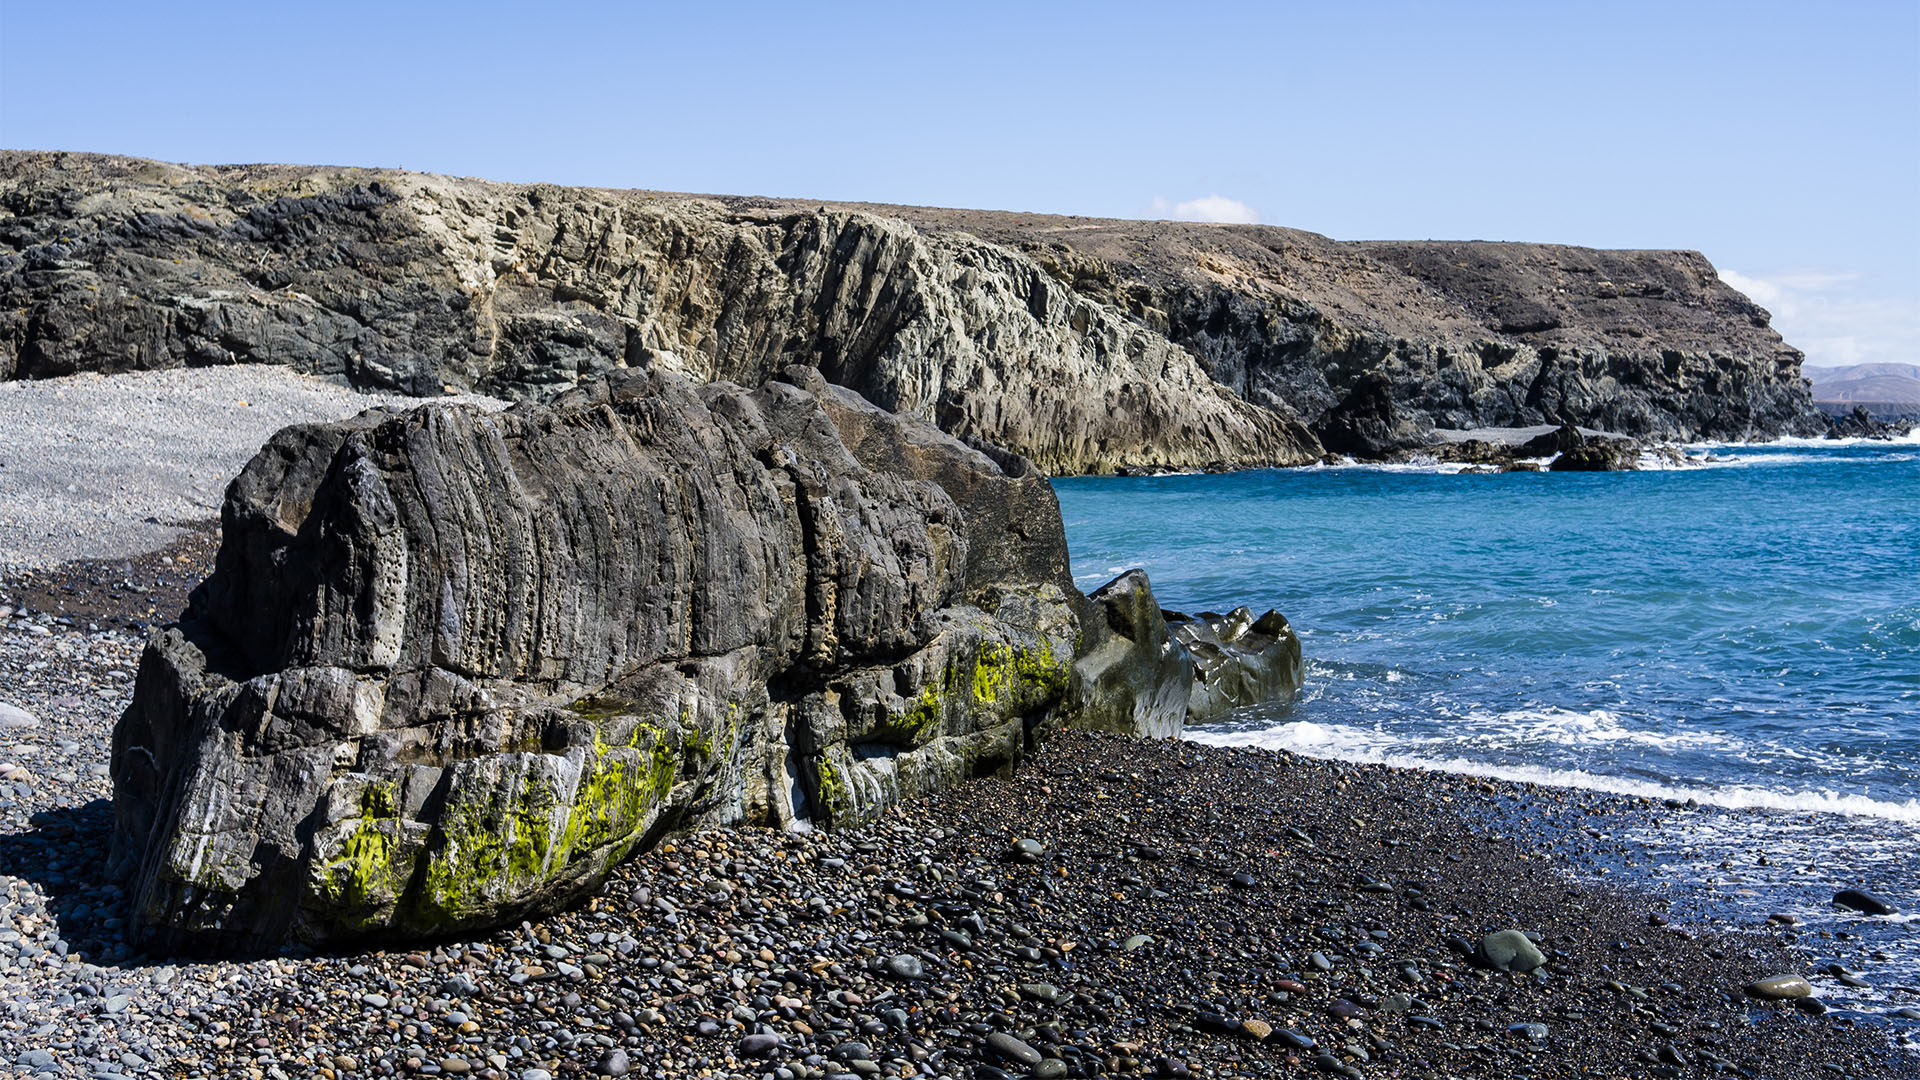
{"left": 110, "top": 367, "right": 1088, "bottom": 951}
{"left": 109, "top": 369, "right": 1300, "bottom": 951}
{"left": 2, "top": 152, "right": 1820, "bottom": 473}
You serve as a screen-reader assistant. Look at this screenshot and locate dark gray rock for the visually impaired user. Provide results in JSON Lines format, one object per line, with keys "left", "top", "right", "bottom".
{"left": 1549, "top": 438, "right": 1642, "bottom": 471}
{"left": 1172, "top": 608, "right": 1304, "bottom": 722}
{"left": 1313, "top": 373, "right": 1430, "bottom": 460}
{"left": 1833, "top": 888, "right": 1897, "bottom": 916}
{"left": 1071, "top": 571, "right": 1194, "bottom": 739}
{"left": 110, "top": 367, "right": 1083, "bottom": 951}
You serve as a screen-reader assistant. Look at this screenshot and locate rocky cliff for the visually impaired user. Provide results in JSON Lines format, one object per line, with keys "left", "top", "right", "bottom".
{"left": 110, "top": 367, "right": 1300, "bottom": 951}
{"left": 2, "top": 152, "right": 1820, "bottom": 472}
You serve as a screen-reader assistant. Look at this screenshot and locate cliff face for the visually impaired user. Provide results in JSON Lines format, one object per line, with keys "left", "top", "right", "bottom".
{"left": 0, "top": 152, "right": 1821, "bottom": 470}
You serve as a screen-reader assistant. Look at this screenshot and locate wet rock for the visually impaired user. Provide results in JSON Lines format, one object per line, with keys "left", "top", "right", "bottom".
{"left": 1071, "top": 571, "right": 1193, "bottom": 739}
{"left": 1834, "top": 889, "right": 1897, "bottom": 916}
{"left": 982, "top": 1032, "right": 1042, "bottom": 1068}
{"left": 1171, "top": 607, "right": 1304, "bottom": 722}
{"left": 1746, "top": 974, "right": 1816, "bottom": 1000}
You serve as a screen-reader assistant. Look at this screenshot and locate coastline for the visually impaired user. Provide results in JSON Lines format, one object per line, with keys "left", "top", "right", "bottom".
{"left": 0, "top": 532, "right": 1907, "bottom": 1077}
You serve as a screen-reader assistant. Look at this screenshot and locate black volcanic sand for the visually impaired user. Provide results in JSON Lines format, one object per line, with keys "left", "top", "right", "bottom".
{"left": 0, "top": 541, "right": 1907, "bottom": 1079}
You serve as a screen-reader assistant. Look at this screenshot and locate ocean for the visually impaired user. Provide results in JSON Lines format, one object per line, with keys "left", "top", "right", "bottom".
{"left": 1055, "top": 432, "right": 1920, "bottom": 1021}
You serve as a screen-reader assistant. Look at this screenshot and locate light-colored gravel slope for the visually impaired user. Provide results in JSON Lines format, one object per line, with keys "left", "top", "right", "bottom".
{"left": 0, "top": 368, "right": 503, "bottom": 569}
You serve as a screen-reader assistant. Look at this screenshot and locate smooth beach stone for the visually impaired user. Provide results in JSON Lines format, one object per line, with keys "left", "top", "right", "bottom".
{"left": 1745, "top": 974, "right": 1815, "bottom": 1000}
{"left": 1019, "top": 982, "right": 1063, "bottom": 1005}
{"left": 739, "top": 1033, "right": 783, "bottom": 1057}
{"left": 982, "top": 1032, "right": 1042, "bottom": 1067}
{"left": 1478, "top": 929, "right": 1546, "bottom": 973}
{"left": 1123, "top": 934, "right": 1154, "bottom": 952}
{"left": 0, "top": 703, "right": 37, "bottom": 729}
{"left": 882, "top": 955, "right": 924, "bottom": 981}
{"left": 1239, "top": 1018, "right": 1273, "bottom": 1040}
{"left": 1833, "top": 889, "right": 1898, "bottom": 916}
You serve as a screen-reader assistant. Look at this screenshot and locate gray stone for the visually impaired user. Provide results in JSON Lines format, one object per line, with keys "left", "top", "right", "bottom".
{"left": 0, "top": 703, "right": 37, "bottom": 729}
{"left": 882, "top": 955, "right": 924, "bottom": 981}
{"left": 1745, "top": 974, "right": 1815, "bottom": 1000}
{"left": 1175, "top": 607, "right": 1304, "bottom": 722}
{"left": 983, "top": 1032, "right": 1042, "bottom": 1067}
{"left": 1477, "top": 929, "right": 1546, "bottom": 973}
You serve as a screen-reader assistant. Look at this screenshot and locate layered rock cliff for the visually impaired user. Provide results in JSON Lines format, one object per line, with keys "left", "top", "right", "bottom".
{"left": 1, "top": 152, "right": 1821, "bottom": 472}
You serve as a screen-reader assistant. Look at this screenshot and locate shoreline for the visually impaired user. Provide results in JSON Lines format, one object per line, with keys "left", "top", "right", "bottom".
{"left": 0, "top": 535, "right": 1909, "bottom": 1077}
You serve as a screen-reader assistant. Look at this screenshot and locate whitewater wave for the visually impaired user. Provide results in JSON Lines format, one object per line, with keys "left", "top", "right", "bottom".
{"left": 1453, "top": 706, "right": 1741, "bottom": 752}
{"left": 1691, "top": 427, "right": 1920, "bottom": 450}
{"left": 1188, "top": 719, "right": 1920, "bottom": 822}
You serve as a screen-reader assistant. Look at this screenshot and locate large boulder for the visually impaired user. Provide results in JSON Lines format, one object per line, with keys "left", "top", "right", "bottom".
{"left": 109, "top": 366, "right": 1081, "bottom": 952}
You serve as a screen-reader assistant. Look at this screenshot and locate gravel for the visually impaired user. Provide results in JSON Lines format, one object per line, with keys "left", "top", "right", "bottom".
{"left": 0, "top": 367, "right": 502, "bottom": 569}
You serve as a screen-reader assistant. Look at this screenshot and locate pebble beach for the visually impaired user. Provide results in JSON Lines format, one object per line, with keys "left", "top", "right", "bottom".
{"left": 0, "top": 371, "right": 1908, "bottom": 1080}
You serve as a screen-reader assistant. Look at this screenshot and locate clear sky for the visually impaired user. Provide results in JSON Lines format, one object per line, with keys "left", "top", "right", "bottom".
{"left": 3, "top": 0, "right": 1914, "bottom": 367}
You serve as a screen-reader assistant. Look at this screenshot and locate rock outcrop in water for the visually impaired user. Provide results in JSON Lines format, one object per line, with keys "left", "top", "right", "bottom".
{"left": 1, "top": 152, "right": 1821, "bottom": 473}
{"left": 1072, "top": 571, "right": 1303, "bottom": 736}
{"left": 109, "top": 369, "right": 1299, "bottom": 951}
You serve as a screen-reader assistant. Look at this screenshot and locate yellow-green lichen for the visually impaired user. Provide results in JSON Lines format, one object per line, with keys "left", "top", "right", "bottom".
{"left": 968, "top": 640, "right": 1066, "bottom": 705}
{"left": 415, "top": 772, "right": 559, "bottom": 922}
{"left": 814, "top": 756, "right": 852, "bottom": 822}
{"left": 558, "top": 726, "right": 676, "bottom": 865}
{"left": 902, "top": 686, "right": 941, "bottom": 735}
{"left": 316, "top": 780, "right": 404, "bottom": 927}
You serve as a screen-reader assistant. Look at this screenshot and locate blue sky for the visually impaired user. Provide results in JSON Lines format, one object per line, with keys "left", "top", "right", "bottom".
{"left": 3, "top": 1, "right": 1914, "bottom": 367}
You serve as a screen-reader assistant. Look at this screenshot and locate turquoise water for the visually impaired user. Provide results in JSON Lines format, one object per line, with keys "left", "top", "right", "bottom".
{"left": 1056, "top": 435, "right": 1920, "bottom": 1015}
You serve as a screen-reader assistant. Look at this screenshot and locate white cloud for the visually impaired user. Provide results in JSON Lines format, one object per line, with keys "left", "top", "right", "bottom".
{"left": 1148, "top": 194, "right": 1261, "bottom": 224}
{"left": 1716, "top": 268, "right": 1916, "bottom": 369}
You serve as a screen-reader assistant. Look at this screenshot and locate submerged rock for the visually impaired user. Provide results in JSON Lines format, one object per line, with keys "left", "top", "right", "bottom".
{"left": 111, "top": 367, "right": 1087, "bottom": 951}
{"left": 1833, "top": 888, "right": 1898, "bottom": 916}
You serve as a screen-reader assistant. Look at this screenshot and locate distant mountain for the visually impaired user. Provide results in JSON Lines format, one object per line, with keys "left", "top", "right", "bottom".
{"left": 1803, "top": 363, "right": 1920, "bottom": 405}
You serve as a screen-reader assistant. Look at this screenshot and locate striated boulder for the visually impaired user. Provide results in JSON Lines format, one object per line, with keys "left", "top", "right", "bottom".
{"left": 110, "top": 366, "right": 1084, "bottom": 951}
